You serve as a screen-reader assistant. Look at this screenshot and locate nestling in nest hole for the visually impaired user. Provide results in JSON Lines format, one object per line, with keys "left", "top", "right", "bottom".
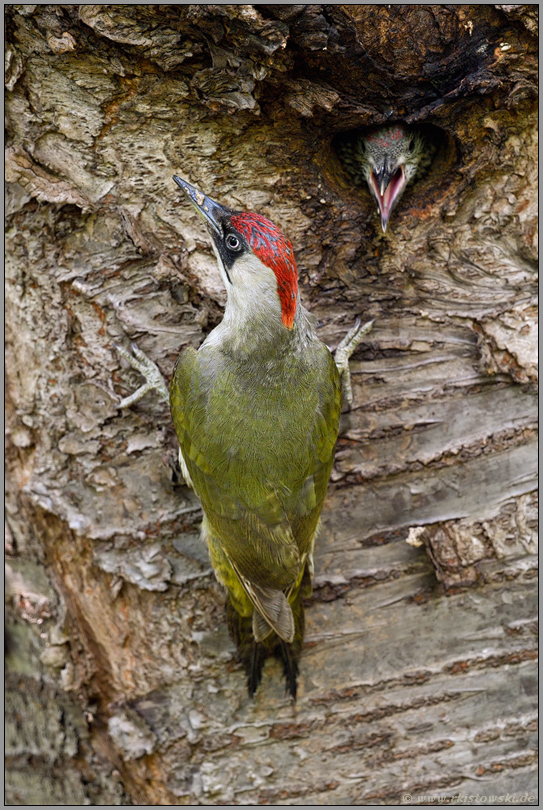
{"left": 334, "top": 122, "right": 448, "bottom": 231}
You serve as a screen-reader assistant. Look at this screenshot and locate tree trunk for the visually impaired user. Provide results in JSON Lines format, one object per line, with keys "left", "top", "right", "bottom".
{"left": 5, "top": 4, "right": 538, "bottom": 805}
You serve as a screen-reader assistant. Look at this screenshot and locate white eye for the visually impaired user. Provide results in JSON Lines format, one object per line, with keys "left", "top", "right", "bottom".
{"left": 226, "top": 234, "right": 241, "bottom": 250}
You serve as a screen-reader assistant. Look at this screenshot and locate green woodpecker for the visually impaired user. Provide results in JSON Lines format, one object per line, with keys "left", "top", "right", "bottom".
{"left": 116, "top": 177, "right": 371, "bottom": 699}
{"left": 337, "top": 123, "right": 436, "bottom": 232}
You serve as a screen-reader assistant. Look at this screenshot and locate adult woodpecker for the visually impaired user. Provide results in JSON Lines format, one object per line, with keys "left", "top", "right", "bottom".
{"left": 337, "top": 123, "right": 436, "bottom": 232}
{"left": 116, "top": 178, "right": 371, "bottom": 699}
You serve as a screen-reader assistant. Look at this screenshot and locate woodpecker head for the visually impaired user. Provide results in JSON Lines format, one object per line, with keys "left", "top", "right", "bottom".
{"left": 338, "top": 123, "right": 427, "bottom": 232}
{"left": 174, "top": 176, "right": 298, "bottom": 329}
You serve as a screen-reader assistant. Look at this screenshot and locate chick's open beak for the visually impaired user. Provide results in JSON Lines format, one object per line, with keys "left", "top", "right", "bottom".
{"left": 368, "top": 166, "right": 406, "bottom": 233}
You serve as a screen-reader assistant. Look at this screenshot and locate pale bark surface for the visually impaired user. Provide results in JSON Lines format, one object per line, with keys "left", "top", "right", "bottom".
{"left": 5, "top": 4, "right": 538, "bottom": 806}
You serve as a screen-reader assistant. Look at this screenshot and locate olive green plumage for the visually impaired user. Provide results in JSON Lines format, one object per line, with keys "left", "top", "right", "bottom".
{"left": 170, "top": 323, "right": 341, "bottom": 698}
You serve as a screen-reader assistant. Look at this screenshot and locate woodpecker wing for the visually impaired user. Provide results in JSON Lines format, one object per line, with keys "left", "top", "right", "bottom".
{"left": 203, "top": 512, "right": 296, "bottom": 642}
{"left": 231, "top": 562, "right": 295, "bottom": 643}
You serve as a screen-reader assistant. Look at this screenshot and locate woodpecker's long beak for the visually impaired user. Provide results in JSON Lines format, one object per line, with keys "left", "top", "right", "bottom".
{"left": 173, "top": 175, "right": 228, "bottom": 238}
{"left": 368, "top": 166, "right": 406, "bottom": 233}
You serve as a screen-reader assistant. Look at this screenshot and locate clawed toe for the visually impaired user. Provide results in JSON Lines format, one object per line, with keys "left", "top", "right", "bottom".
{"left": 114, "top": 343, "right": 170, "bottom": 407}
{"left": 334, "top": 319, "right": 373, "bottom": 408}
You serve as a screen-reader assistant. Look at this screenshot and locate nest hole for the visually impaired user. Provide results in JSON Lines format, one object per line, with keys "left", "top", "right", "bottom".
{"left": 328, "top": 122, "right": 457, "bottom": 225}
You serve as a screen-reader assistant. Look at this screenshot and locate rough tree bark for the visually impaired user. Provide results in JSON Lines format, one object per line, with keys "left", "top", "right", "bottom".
{"left": 5, "top": 4, "right": 538, "bottom": 806}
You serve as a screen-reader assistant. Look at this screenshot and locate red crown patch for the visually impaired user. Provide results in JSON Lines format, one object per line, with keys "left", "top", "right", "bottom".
{"left": 366, "top": 125, "right": 406, "bottom": 149}
{"left": 231, "top": 213, "right": 298, "bottom": 329}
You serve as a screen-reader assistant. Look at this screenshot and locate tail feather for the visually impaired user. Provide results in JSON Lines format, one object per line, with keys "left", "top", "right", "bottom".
{"left": 226, "top": 578, "right": 307, "bottom": 700}
{"left": 248, "top": 639, "right": 267, "bottom": 698}
{"left": 275, "top": 640, "right": 300, "bottom": 700}
{"left": 226, "top": 597, "right": 268, "bottom": 696}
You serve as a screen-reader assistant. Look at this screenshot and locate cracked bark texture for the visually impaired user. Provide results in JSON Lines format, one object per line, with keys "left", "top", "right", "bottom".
{"left": 5, "top": 4, "right": 538, "bottom": 806}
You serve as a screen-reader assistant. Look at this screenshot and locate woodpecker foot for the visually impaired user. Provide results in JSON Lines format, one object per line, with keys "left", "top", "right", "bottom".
{"left": 334, "top": 319, "right": 373, "bottom": 408}
{"left": 114, "top": 342, "right": 169, "bottom": 408}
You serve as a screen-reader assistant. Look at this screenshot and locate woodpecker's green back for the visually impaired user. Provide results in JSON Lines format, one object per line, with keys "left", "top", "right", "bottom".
{"left": 170, "top": 324, "right": 341, "bottom": 697}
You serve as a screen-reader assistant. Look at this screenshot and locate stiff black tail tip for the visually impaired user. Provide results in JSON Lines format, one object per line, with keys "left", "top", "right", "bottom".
{"left": 246, "top": 639, "right": 267, "bottom": 698}
{"left": 246, "top": 639, "right": 299, "bottom": 700}
{"left": 226, "top": 596, "right": 302, "bottom": 700}
{"left": 276, "top": 640, "right": 299, "bottom": 701}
